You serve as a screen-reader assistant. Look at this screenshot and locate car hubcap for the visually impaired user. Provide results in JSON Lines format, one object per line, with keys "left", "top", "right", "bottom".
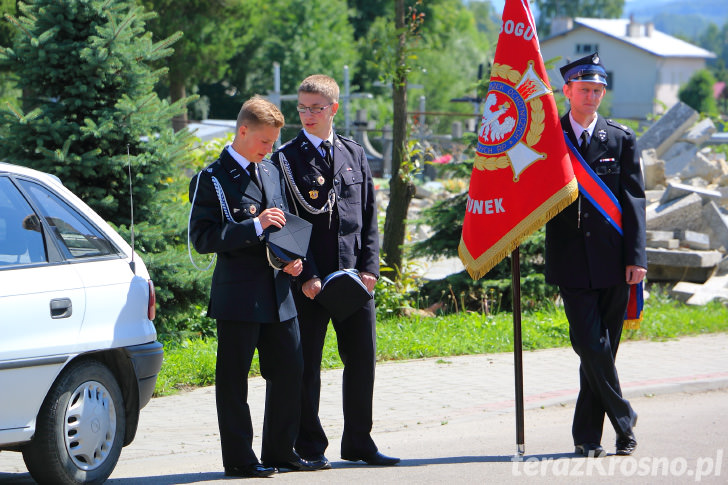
{"left": 64, "top": 380, "right": 116, "bottom": 470}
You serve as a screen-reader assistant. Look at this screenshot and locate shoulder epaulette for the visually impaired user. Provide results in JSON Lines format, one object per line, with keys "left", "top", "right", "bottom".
{"left": 204, "top": 159, "right": 220, "bottom": 173}
{"left": 606, "top": 119, "right": 632, "bottom": 134}
{"left": 337, "top": 134, "right": 362, "bottom": 148}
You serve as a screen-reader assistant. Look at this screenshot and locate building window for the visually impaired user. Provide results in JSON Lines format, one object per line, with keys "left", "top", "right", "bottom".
{"left": 606, "top": 71, "right": 613, "bottom": 91}
{"left": 575, "top": 44, "right": 599, "bottom": 55}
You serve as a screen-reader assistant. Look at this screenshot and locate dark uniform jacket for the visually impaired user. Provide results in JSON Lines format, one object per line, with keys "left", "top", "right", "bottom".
{"left": 545, "top": 113, "right": 647, "bottom": 289}
{"left": 188, "top": 148, "right": 297, "bottom": 323}
{"left": 271, "top": 131, "right": 379, "bottom": 283}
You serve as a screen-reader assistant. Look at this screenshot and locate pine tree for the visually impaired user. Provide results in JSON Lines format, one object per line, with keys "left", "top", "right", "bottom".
{"left": 0, "top": 0, "right": 210, "bottom": 336}
{"left": 0, "top": 0, "right": 193, "bottom": 226}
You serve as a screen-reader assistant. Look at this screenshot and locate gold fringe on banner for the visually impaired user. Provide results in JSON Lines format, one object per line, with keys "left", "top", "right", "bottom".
{"left": 458, "top": 178, "right": 578, "bottom": 281}
{"left": 623, "top": 314, "right": 642, "bottom": 330}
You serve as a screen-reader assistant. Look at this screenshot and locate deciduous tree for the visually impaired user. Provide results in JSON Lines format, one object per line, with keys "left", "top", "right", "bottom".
{"left": 142, "top": 0, "right": 244, "bottom": 130}
{"left": 381, "top": 0, "right": 424, "bottom": 274}
{"left": 533, "top": 0, "right": 624, "bottom": 36}
{"left": 679, "top": 68, "right": 719, "bottom": 116}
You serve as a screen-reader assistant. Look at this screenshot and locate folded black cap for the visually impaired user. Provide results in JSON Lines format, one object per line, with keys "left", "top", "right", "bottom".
{"left": 264, "top": 212, "right": 312, "bottom": 270}
{"left": 315, "top": 269, "right": 373, "bottom": 321}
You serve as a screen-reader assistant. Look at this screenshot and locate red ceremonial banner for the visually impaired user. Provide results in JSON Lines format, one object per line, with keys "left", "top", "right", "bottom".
{"left": 458, "top": 0, "right": 578, "bottom": 280}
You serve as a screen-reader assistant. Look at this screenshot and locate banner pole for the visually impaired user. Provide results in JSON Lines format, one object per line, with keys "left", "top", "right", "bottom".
{"left": 511, "top": 247, "right": 525, "bottom": 456}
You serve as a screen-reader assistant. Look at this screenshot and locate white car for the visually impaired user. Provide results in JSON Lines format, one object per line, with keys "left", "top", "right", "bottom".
{"left": 0, "top": 162, "right": 163, "bottom": 484}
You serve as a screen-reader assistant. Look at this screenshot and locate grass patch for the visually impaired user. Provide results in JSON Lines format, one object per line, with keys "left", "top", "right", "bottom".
{"left": 153, "top": 297, "right": 728, "bottom": 396}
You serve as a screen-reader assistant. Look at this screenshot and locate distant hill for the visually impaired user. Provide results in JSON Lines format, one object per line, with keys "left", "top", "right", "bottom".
{"left": 625, "top": 0, "right": 728, "bottom": 39}
{"left": 465, "top": 0, "right": 727, "bottom": 42}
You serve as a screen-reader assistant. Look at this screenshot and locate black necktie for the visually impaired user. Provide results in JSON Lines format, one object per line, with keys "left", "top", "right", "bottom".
{"left": 579, "top": 131, "right": 589, "bottom": 157}
{"left": 321, "top": 140, "right": 333, "bottom": 168}
{"left": 247, "top": 163, "right": 261, "bottom": 190}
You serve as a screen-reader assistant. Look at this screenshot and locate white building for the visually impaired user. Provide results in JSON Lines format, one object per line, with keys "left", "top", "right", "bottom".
{"left": 540, "top": 17, "right": 716, "bottom": 120}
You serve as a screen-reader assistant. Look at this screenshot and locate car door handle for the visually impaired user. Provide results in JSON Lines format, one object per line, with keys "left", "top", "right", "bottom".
{"left": 50, "top": 298, "right": 73, "bottom": 319}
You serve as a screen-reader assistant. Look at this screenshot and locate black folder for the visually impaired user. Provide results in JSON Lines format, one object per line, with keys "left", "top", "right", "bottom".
{"left": 264, "top": 212, "right": 312, "bottom": 270}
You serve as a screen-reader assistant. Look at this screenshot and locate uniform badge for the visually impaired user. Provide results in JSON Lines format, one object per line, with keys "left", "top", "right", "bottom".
{"left": 309, "top": 190, "right": 319, "bottom": 200}
{"left": 249, "top": 205, "right": 257, "bottom": 214}
{"left": 597, "top": 129, "right": 607, "bottom": 142}
{"left": 317, "top": 175, "right": 325, "bottom": 185}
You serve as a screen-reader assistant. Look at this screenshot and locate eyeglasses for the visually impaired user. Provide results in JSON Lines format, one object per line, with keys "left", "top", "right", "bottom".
{"left": 296, "top": 103, "right": 333, "bottom": 114}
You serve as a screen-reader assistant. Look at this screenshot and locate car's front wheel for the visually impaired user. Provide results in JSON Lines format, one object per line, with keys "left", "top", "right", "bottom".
{"left": 22, "top": 359, "right": 125, "bottom": 485}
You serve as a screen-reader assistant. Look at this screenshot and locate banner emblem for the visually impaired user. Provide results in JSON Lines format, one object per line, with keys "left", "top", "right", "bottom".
{"left": 475, "top": 62, "right": 552, "bottom": 181}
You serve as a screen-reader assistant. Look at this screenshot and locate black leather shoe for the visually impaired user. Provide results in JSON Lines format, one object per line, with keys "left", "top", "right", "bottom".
{"left": 574, "top": 443, "right": 606, "bottom": 458}
{"left": 301, "top": 454, "right": 332, "bottom": 470}
{"left": 262, "top": 457, "right": 328, "bottom": 471}
{"left": 341, "top": 451, "right": 400, "bottom": 466}
{"left": 616, "top": 434, "right": 637, "bottom": 455}
{"left": 224, "top": 463, "right": 276, "bottom": 478}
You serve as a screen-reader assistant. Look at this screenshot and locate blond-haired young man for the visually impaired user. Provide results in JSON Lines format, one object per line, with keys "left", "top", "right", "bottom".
{"left": 189, "top": 96, "right": 327, "bottom": 477}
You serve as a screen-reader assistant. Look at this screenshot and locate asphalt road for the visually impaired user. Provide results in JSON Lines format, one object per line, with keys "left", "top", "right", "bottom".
{"left": 1, "top": 334, "right": 727, "bottom": 484}
{"left": 2, "top": 389, "right": 725, "bottom": 484}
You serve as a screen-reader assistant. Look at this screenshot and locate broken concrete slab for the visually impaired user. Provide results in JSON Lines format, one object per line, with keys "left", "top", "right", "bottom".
{"left": 681, "top": 176, "right": 711, "bottom": 188}
{"left": 646, "top": 230, "right": 675, "bottom": 241}
{"left": 679, "top": 118, "right": 717, "bottom": 145}
{"left": 646, "top": 229, "right": 679, "bottom": 248}
{"left": 679, "top": 149, "right": 724, "bottom": 182}
{"left": 647, "top": 248, "right": 722, "bottom": 267}
{"left": 671, "top": 274, "right": 728, "bottom": 305}
{"left": 647, "top": 248, "right": 722, "bottom": 283}
{"left": 637, "top": 101, "right": 699, "bottom": 158}
{"left": 718, "top": 186, "right": 728, "bottom": 205}
{"left": 660, "top": 182, "right": 721, "bottom": 205}
{"left": 647, "top": 239, "right": 679, "bottom": 249}
{"left": 641, "top": 148, "right": 666, "bottom": 190}
{"left": 675, "top": 229, "right": 710, "bottom": 250}
{"left": 646, "top": 192, "right": 704, "bottom": 232}
{"left": 662, "top": 142, "right": 699, "bottom": 176}
{"left": 702, "top": 201, "right": 728, "bottom": 251}
{"left": 644, "top": 189, "right": 664, "bottom": 204}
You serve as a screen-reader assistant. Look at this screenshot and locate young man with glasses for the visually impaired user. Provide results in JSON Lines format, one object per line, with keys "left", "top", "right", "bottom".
{"left": 272, "top": 74, "right": 399, "bottom": 468}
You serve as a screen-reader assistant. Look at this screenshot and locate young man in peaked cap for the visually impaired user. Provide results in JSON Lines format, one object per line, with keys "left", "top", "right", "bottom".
{"left": 545, "top": 53, "right": 647, "bottom": 458}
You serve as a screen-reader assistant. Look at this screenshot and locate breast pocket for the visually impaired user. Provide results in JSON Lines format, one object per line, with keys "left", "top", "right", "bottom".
{"left": 594, "top": 160, "right": 621, "bottom": 176}
{"left": 340, "top": 170, "right": 363, "bottom": 203}
{"left": 234, "top": 196, "right": 261, "bottom": 220}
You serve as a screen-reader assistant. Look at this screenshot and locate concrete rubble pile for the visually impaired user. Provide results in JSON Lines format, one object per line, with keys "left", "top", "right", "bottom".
{"left": 637, "top": 101, "right": 728, "bottom": 305}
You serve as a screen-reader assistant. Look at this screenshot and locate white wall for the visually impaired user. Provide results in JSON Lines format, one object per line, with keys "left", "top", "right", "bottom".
{"left": 540, "top": 27, "right": 705, "bottom": 119}
{"left": 654, "top": 58, "right": 708, "bottom": 114}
